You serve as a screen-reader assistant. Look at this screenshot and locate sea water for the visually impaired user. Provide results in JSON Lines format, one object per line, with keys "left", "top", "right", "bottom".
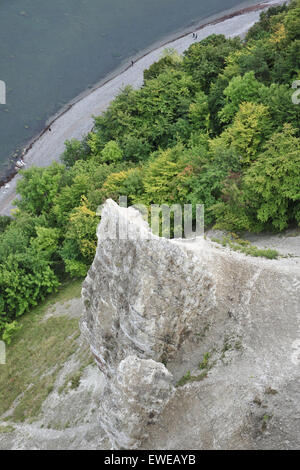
{"left": 0, "top": 0, "right": 259, "bottom": 177}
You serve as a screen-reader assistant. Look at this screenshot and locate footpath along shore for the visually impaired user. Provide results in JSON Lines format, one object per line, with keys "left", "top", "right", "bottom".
{"left": 0, "top": 1, "right": 284, "bottom": 215}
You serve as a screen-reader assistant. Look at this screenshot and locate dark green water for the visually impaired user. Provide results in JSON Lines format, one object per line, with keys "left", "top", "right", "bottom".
{"left": 0, "top": 0, "right": 257, "bottom": 176}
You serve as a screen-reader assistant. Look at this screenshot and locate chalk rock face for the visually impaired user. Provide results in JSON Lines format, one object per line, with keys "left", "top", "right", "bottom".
{"left": 81, "top": 199, "right": 300, "bottom": 450}
{"left": 100, "top": 356, "right": 175, "bottom": 449}
{"left": 81, "top": 199, "right": 215, "bottom": 373}
{"left": 81, "top": 199, "right": 213, "bottom": 448}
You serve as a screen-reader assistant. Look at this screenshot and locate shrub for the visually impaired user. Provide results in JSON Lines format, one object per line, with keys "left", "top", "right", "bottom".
{"left": 2, "top": 321, "right": 22, "bottom": 345}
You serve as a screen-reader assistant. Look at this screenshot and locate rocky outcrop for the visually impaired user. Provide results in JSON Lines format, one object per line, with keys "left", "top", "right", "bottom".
{"left": 81, "top": 200, "right": 216, "bottom": 371}
{"left": 100, "top": 356, "right": 174, "bottom": 449}
{"left": 81, "top": 199, "right": 300, "bottom": 450}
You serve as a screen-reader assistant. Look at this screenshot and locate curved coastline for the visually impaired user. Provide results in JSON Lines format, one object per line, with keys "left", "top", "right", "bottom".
{"left": 0, "top": 0, "right": 282, "bottom": 215}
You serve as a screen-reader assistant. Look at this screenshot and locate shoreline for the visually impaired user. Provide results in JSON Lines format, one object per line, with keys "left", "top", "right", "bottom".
{"left": 0, "top": 0, "right": 283, "bottom": 215}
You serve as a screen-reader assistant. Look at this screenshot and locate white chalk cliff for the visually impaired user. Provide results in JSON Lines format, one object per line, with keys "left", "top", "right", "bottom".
{"left": 81, "top": 199, "right": 300, "bottom": 450}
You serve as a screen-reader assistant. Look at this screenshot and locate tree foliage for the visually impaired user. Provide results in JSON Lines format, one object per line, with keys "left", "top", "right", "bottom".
{"left": 1, "top": 2, "right": 300, "bottom": 328}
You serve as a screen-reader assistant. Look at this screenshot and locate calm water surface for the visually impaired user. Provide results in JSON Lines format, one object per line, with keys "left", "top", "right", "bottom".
{"left": 0, "top": 0, "right": 258, "bottom": 175}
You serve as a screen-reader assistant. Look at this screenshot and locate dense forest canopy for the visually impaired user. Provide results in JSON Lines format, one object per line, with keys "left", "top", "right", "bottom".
{"left": 0, "top": 1, "right": 300, "bottom": 329}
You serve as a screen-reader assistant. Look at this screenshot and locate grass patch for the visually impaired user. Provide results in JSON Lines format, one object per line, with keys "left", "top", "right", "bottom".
{"left": 176, "top": 352, "right": 214, "bottom": 387}
{"left": 0, "top": 281, "right": 84, "bottom": 423}
{"left": 176, "top": 371, "right": 192, "bottom": 387}
{"left": 221, "top": 337, "right": 232, "bottom": 358}
{"left": 176, "top": 370, "right": 208, "bottom": 387}
{"left": 211, "top": 235, "right": 279, "bottom": 260}
{"left": 261, "top": 413, "right": 272, "bottom": 432}
{"left": 57, "top": 354, "right": 94, "bottom": 395}
{"left": 32, "top": 279, "right": 83, "bottom": 316}
{"left": 0, "top": 425, "right": 15, "bottom": 434}
{"left": 198, "top": 352, "right": 210, "bottom": 370}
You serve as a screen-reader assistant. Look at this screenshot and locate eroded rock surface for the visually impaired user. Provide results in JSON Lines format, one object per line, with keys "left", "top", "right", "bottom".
{"left": 81, "top": 201, "right": 216, "bottom": 372}
{"left": 81, "top": 199, "right": 300, "bottom": 450}
{"left": 100, "top": 356, "right": 174, "bottom": 449}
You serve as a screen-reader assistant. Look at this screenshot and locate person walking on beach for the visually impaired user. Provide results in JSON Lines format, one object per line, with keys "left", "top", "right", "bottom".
{"left": 131, "top": 60, "right": 134, "bottom": 67}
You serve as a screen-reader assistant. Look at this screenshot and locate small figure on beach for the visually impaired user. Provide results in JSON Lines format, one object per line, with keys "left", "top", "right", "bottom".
{"left": 192, "top": 32, "right": 195, "bottom": 38}
{"left": 131, "top": 60, "right": 134, "bottom": 67}
{"left": 48, "top": 127, "right": 52, "bottom": 132}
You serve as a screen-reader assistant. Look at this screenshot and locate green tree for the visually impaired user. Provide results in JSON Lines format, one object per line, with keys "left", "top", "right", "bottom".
{"left": 0, "top": 251, "right": 59, "bottom": 324}
{"left": 30, "top": 226, "right": 60, "bottom": 259}
{"left": 213, "top": 102, "right": 272, "bottom": 166}
{"left": 0, "top": 216, "right": 11, "bottom": 234}
{"left": 243, "top": 125, "right": 300, "bottom": 231}
{"left": 213, "top": 125, "right": 300, "bottom": 232}
{"left": 144, "top": 49, "right": 182, "bottom": 81}
{"left": 188, "top": 91, "right": 210, "bottom": 132}
{"left": 101, "top": 167, "right": 143, "bottom": 205}
{"left": 60, "top": 197, "right": 98, "bottom": 278}
{"left": 142, "top": 145, "right": 187, "bottom": 205}
{"left": 183, "top": 34, "right": 241, "bottom": 93}
{"left": 218, "top": 71, "right": 268, "bottom": 124}
{"left": 284, "top": 1, "right": 300, "bottom": 42}
{"left": 100, "top": 140, "right": 123, "bottom": 164}
{"left": 61, "top": 138, "right": 90, "bottom": 168}
{"left": 15, "top": 163, "right": 65, "bottom": 216}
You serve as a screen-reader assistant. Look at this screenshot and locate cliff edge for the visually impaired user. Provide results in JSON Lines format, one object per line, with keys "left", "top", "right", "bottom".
{"left": 81, "top": 199, "right": 300, "bottom": 449}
